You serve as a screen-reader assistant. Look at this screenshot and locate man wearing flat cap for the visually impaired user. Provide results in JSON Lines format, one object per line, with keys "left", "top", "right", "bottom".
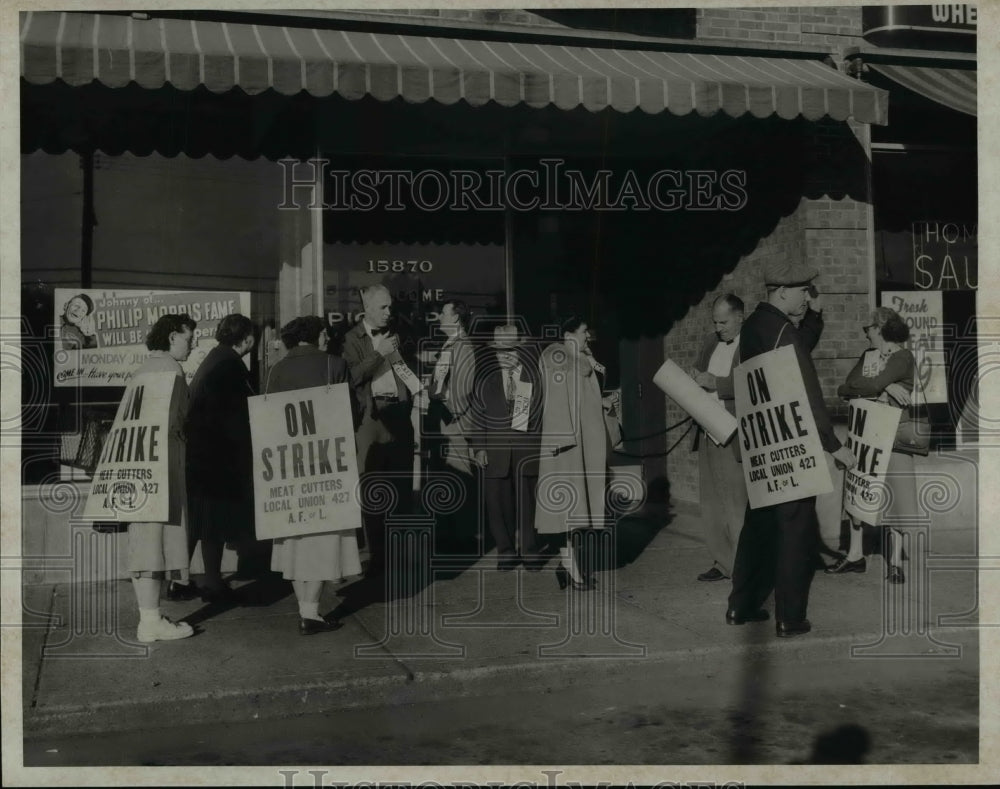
{"left": 726, "top": 260, "right": 856, "bottom": 638}
{"left": 469, "top": 325, "right": 546, "bottom": 571}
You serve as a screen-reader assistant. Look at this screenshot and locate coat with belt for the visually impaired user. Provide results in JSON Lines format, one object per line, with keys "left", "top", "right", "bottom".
{"left": 534, "top": 343, "right": 609, "bottom": 534}
{"left": 469, "top": 345, "right": 544, "bottom": 479}
{"left": 739, "top": 302, "right": 841, "bottom": 454}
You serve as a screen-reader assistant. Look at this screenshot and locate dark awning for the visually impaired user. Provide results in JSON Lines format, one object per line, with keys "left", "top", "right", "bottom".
{"left": 20, "top": 11, "right": 888, "bottom": 125}
{"left": 869, "top": 63, "right": 975, "bottom": 116}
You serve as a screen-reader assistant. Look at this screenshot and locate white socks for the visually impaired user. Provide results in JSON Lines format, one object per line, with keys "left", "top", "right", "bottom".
{"left": 139, "top": 607, "right": 162, "bottom": 624}
{"left": 298, "top": 601, "right": 321, "bottom": 621}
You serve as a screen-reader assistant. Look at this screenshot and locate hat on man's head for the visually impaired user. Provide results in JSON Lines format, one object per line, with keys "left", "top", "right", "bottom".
{"left": 489, "top": 324, "right": 525, "bottom": 349}
{"left": 763, "top": 259, "right": 818, "bottom": 287}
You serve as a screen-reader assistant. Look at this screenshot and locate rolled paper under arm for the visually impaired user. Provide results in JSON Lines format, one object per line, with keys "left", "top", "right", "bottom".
{"left": 652, "top": 359, "right": 738, "bottom": 445}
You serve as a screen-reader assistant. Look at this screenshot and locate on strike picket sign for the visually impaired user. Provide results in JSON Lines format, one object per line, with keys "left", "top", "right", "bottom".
{"left": 734, "top": 345, "right": 832, "bottom": 508}
{"left": 843, "top": 399, "right": 902, "bottom": 525}
{"left": 248, "top": 383, "right": 361, "bottom": 540}
{"left": 82, "top": 372, "right": 178, "bottom": 522}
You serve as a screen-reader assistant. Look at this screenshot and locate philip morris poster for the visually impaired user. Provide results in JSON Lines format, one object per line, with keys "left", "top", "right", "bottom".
{"left": 248, "top": 384, "right": 362, "bottom": 540}
{"left": 81, "top": 372, "right": 179, "bottom": 522}
{"left": 54, "top": 289, "right": 251, "bottom": 387}
{"left": 881, "top": 290, "right": 947, "bottom": 404}
{"left": 734, "top": 345, "right": 832, "bottom": 509}
{"left": 843, "top": 399, "right": 902, "bottom": 525}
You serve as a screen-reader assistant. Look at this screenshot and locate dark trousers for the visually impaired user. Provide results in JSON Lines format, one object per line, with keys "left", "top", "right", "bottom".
{"left": 356, "top": 403, "right": 414, "bottom": 571}
{"left": 727, "top": 496, "right": 820, "bottom": 624}
{"left": 484, "top": 473, "right": 539, "bottom": 556}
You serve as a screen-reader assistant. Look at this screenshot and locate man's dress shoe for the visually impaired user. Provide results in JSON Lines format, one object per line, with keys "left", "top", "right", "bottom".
{"left": 725, "top": 608, "right": 769, "bottom": 625}
{"left": 776, "top": 619, "right": 812, "bottom": 638}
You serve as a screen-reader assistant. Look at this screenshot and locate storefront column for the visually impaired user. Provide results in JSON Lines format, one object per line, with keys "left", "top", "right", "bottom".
{"left": 277, "top": 159, "right": 325, "bottom": 327}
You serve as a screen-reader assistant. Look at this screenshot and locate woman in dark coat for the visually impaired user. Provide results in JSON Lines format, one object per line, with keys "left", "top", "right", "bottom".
{"left": 265, "top": 316, "right": 362, "bottom": 635}
{"left": 182, "top": 313, "right": 257, "bottom": 602}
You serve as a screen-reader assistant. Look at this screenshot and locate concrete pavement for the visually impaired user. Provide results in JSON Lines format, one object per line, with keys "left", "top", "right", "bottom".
{"left": 20, "top": 505, "right": 980, "bottom": 739}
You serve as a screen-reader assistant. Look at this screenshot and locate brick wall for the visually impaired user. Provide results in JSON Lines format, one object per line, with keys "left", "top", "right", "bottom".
{"left": 665, "top": 120, "right": 873, "bottom": 505}
{"left": 696, "top": 6, "right": 864, "bottom": 52}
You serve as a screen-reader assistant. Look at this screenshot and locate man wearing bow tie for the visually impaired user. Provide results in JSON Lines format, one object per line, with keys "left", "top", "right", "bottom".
{"left": 690, "top": 294, "right": 747, "bottom": 583}
{"left": 343, "top": 284, "right": 416, "bottom": 578}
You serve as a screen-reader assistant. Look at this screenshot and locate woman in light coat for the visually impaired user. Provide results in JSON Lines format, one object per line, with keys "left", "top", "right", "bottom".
{"left": 534, "top": 316, "right": 617, "bottom": 590}
{"left": 127, "top": 313, "right": 198, "bottom": 642}
{"left": 265, "top": 316, "right": 362, "bottom": 634}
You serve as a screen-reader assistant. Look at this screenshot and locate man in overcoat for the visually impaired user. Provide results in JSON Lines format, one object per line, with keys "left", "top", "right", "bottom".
{"left": 470, "top": 325, "right": 546, "bottom": 571}
{"left": 343, "top": 285, "right": 416, "bottom": 577}
{"left": 726, "top": 261, "right": 855, "bottom": 638}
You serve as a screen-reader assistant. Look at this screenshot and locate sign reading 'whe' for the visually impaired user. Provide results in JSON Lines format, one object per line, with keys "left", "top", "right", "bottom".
{"left": 734, "top": 345, "right": 832, "bottom": 509}
{"left": 82, "top": 371, "right": 179, "bottom": 522}
{"left": 248, "top": 384, "right": 361, "bottom": 540}
{"left": 843, "top": 399, "right": 902, "bottom": 526}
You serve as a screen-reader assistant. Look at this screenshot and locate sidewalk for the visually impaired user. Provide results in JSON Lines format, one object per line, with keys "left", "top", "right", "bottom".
{"left": 21, "top": 510, "right": 980, "bottom": 738}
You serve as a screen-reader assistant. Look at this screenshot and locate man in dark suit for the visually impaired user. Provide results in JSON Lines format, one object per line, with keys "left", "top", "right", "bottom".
{"left": 690, "top": 294, "right": 747, "bottom": 583}
{"left": 470, "top": 325, "right": 546, "bottom": 571}
{"left": 726, "top": 261, "right": 856, "bottom": 638}
{"left": 343, "top": 284, "right": 417, "bottom": 577}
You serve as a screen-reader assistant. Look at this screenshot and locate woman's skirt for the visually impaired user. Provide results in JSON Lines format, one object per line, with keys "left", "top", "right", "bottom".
{"left": 881, "top": 450, "right": 919, "bottom": 527}
{"left": 127, "top": 521, "right": 189, "bottom": 573}
{"left": 271, "top": 530, "right": 363, "bottom": 582}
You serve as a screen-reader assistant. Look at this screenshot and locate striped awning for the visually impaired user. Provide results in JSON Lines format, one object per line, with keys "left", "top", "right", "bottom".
{"left": 20, "top": 11, "right": 888, "bottom": 125}
{"left": 869, "top": 63, "right": 975, "bottom": 116}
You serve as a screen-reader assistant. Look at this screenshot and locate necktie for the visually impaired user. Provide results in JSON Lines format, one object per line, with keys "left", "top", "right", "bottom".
{"left": 505, "top": 368, "right": 516, "bottom": 401}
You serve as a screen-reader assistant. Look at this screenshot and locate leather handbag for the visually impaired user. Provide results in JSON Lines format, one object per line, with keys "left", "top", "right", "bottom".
{"left": 890, "top": 365, "right": 930, "bottom": 456}
{"left": 893, "top": 417, "right": 931, "bottom": 456}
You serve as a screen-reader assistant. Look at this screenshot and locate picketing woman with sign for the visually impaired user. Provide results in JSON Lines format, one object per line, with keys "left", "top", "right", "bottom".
{"left": 126, "top": 313, "right": 198, "bottom": 642}
{"left": 265, "top": 316, "right": 362, "bottom": 635}
{"left": 831, "top": 307, "right": 924, "bottom": 585}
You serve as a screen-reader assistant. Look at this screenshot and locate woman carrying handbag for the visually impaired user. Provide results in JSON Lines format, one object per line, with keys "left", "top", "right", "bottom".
{"left": 829, "top": 307, "right": 927, "bottom": 584}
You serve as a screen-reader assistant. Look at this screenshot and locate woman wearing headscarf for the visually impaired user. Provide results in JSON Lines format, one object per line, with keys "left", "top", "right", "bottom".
{"left": 534, "top": 316, "right": 618, "bottom": 590}
{"left": 830, "top": 306, "right": 920, "bottom": 584}
{"left": 265, "top": 316, "right": 362, "bottom": 634}
{"left": 126, "top": 313, "right": 197, "bottom": 642}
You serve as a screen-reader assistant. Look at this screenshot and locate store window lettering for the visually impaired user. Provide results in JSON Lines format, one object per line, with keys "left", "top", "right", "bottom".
{"left": 931, "top": 4, "right": 976, "bottom": 25}
{"left": 913, "top": 221, "right": 977, "bottom": 290}
{"left": 367, "top": 259, "right": 434, "bottom": 274}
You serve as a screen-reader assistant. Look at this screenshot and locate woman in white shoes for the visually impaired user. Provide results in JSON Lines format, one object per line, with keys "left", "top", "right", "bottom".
{"left": 831, "top": 307, "right": 922, "bottom": 585}
{"left": 127, "top": 314, "right": 198, "bottom": 643}
{"left": 265, "top": 316, "right": 361, "bottom": 635}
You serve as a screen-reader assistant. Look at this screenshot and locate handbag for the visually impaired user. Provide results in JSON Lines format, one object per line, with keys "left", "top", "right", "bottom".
{"left": 890, "top": 363, "right": 930, "bottom": 456}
